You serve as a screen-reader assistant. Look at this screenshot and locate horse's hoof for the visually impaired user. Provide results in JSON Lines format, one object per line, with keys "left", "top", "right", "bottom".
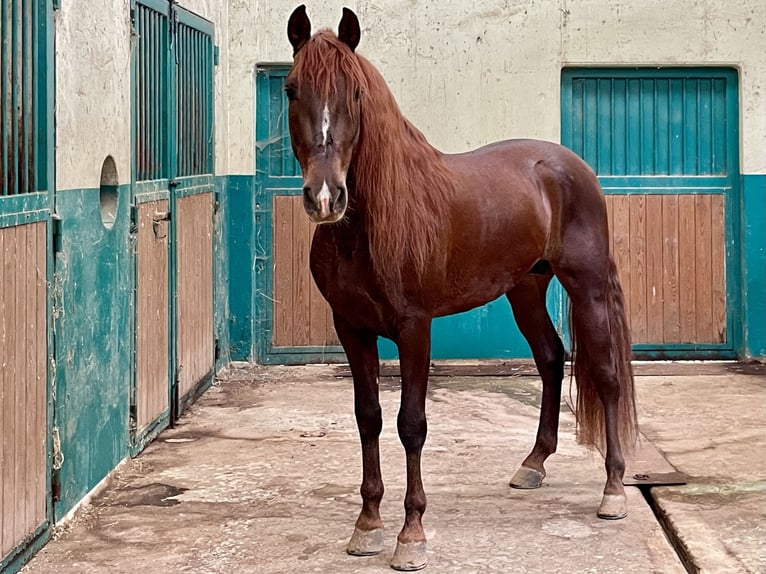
{"left": 390, "top": 540, "right": 428, "bottom": 571}
{"left": 347, "top": 527, "right": 384, "bottom": 556}
{"left": 597, "top": 494, "right": 628, "bottom": 520}
{"left": 509, "top": 465, "right": 545, "bottom": 489}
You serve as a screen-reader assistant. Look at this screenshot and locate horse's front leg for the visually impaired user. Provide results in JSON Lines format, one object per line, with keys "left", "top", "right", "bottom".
{"left": 334, "top": 315, "right": 386, "bottom": 557}
{"left": 391, "top": 316, "right": 431, "bottom": 571}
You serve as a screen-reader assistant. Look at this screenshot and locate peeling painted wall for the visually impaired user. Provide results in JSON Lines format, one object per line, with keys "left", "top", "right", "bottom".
{"left": 228, "top": 0, "right": 765, "bottom": 174}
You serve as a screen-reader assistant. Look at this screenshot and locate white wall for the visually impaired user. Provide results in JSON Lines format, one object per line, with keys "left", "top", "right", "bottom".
{"left": 55, "top": 0, "right": 132, "bottom": 190}
{"left": 228, "top": 0, "right": 766, "bottom": 174}
{"left": 54, "top": 0, "right": 766, "bottom": 185}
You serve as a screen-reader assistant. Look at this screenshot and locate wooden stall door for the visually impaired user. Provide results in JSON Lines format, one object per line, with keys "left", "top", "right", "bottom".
{"left": 172, "top": 9, "right": 216, "bottom": 414}
{"left": 254, "top": 66, "right": 344, "bottom": 364}
{"left": 272, "top": 195, "right": 338, "bottom": 349}
{"left": 0, "top": 223, "right": 47, "bottom": 565}
{"left": 175, "top": 191, "right": 214, "bottom": 404}
{"left": 135, "top": 200, "right": 170, "bottom": 432}
{"left": 562, "top": 68, "right": 739, "bottom": 357}
{"left": 132, "top": 0, "right": 171, "bottom": 445}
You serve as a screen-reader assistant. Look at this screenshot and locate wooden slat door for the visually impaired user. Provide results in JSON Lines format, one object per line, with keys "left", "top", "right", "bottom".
{"left": 1, "top": 0, "right": 52, "bottom": 568}
{"left": 255, "top": 67, "right": 344, "bottom": 365}
{"left": 172, "top": 9, "right": 215, "bottom": 415}
{"left": 0, "top": 222, "right": 47, "bottom": 566}
{"left": 135, "top": 200, "right": 170, "bottom": 432}
{"left": 132, "top": 1, "right": 216, "bottom": 432}
{"left": 175, "top": 190, "right": 214, "bottom": 404}
{"left": 132, "top": 0, "right": 172, "bottom": 447}
{"left": 562, "top": 68, "right": 739, "bottom": 358}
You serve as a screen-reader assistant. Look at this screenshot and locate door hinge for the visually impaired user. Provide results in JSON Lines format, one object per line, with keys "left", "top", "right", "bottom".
{"left": 214, "top": 45, "right": 220, "bottom": 66}
{"left": 129, "top": 203, "right": 139, "bottom": 235}
{"left": 51, "top": 213, "right": 63, "bottom": 253}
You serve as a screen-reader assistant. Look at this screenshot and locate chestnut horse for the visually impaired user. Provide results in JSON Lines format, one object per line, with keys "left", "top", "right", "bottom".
{"left": 285, "top": 5, "right": 638, "bottom": 571}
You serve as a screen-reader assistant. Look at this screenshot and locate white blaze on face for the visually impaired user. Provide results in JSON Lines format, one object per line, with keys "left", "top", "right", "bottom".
{"left": 322, "top": 104, "right": 330, "bottom": 146}
{"left": 318, "top": 180, "right": 331, "bottom": 217}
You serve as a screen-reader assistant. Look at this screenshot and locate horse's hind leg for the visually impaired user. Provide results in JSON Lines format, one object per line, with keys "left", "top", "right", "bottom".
{"left": 554, "top": 257, "right": 638, "bottom": 520}
{"left": 333, "top": 314, "right": 385, "bottom": 556}
{"left": 506, "top": 273, "right": 565, "bottom": 489}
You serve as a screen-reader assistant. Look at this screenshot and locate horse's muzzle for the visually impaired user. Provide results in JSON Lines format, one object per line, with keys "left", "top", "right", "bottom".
{"left": 303, "top": 182, "right": 347, "bottom": 224}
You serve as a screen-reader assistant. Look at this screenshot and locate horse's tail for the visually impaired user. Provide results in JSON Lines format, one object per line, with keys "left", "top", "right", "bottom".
{"left": 569, "top": 258, "right": 638, "bottom": 453}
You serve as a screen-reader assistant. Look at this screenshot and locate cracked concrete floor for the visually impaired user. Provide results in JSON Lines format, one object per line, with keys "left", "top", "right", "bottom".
{"left": 23, "top": 363, "right": 765, "bottom": 573}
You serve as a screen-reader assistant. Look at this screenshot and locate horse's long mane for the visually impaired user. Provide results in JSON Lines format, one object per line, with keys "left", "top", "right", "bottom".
{"left": 292, "top": 31, "right": 456, "bottom": 281}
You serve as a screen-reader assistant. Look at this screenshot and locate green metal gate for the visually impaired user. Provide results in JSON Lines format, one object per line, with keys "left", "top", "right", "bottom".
{"left": 0, "top": 0, "right": 54, "bottom": 571}
{"left": 131, "top": 0, "right": 215, "bottom": 451}
{"left": 561, "top": 68, "right": 740, "bottom": 359}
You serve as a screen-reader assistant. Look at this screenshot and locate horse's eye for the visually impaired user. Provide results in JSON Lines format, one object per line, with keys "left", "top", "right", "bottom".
{"left": 354, "top": 88, "right": 361, "bottom": 102}
{"left": 285, "top": 86, "right": 297, "bottom": 101}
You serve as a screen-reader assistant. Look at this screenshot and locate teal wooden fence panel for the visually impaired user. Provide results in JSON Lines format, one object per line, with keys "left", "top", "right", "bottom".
{"left": 566, "top": 73, "right": 732, "bottom": 177}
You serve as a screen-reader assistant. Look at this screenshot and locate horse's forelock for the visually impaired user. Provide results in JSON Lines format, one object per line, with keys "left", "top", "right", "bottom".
{"left": 291, "top": 30, "right": 367, "bottom": 116}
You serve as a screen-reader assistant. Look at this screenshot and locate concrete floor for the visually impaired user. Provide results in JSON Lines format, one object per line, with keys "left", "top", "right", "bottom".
{"left": 23, "top": 363, "right": 766, "bottom": 573}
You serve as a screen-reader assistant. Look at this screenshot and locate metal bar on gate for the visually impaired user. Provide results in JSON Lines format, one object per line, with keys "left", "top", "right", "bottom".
{"left": 21, "top": 0, "right": 29, "bottom": 194}
{"left": 139, "top": 6, "right": 145, "bottom": 180}
{"left": 1, "top": 0, "right": 7, "bottom": 195}
{"left": 150, "top": 8, "right": 156, "bottom": 179}
{"left": 10, "top": 0, "right": 19, "bottom": 195}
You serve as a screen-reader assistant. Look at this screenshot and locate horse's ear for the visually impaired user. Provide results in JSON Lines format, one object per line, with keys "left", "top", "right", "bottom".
{"left": 288, "top": 4, "right": 311, "bottom": 55}
{"left": 338, "top": 7, "right": 360, "bottom": 52}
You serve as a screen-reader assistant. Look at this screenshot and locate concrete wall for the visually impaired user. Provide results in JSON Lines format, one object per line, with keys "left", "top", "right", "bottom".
{"left": 229, "top": 0, "right": 765, "bottom": 174}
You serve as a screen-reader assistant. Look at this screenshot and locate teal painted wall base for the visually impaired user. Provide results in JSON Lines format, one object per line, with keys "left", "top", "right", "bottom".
{"left": 742, "top": 174, "right": 766, "bottom": 358}
{"left": 225, "top": 175, "right": 256, "bottom": 361}
{"left": 214, "top": 176, "right": 231, "bottom": 370}
{"left": 53, "top": 185, "right": 133, "bottom": 518}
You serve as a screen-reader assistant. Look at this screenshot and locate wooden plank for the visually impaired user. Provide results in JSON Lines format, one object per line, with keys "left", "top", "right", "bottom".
{"left": 176, "top": 193, "right": 214, "bottom": 400}
{"left": 629, "top": 194, "right": 647, "bottom": 342}
{"left": 2, "top": 225, "right": 18, "bottom": 555}
{"left": 662, "top": 195, "right": 680, "bottom": 343}
{"left": 136, "top": 200, "right": 169, "bottom": 430}
{"left": 14, "top": 225, "right": 25, "bottom": 546}
{"left": 694, "top": 195, "right": 714, "bottom": 342}
{"left": 611, "top": 195, "right": 632, "bottom": 323}
{"left": 292, "top": 197, "right": 312, "bottom": 346}
{"left": 645, "top": 196, "right": 664, "bottom": 343}
{"left": 0, "top": 226, "right": 9, "bottom": 556}
{"left": 605, "top": 195, "right": 615, "bottom": 259}
{"left": 678, "top": 195, "right": 697, "bottom": 342}
{"left": 272, "top": 196, "right": 293, "bottom": 346}
{"left": 710, "top": 196, "right": 726, "bottom": 343}
{"left": 24, "top": 223, "right": 35, "bottom": 535}
{"left": 307, "top": 223, "right": 328, "bottom": 346}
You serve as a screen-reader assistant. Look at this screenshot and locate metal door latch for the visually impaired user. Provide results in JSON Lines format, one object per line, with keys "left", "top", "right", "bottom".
{"left": 152, "top": 211, "right": 171, "bottom": 238}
